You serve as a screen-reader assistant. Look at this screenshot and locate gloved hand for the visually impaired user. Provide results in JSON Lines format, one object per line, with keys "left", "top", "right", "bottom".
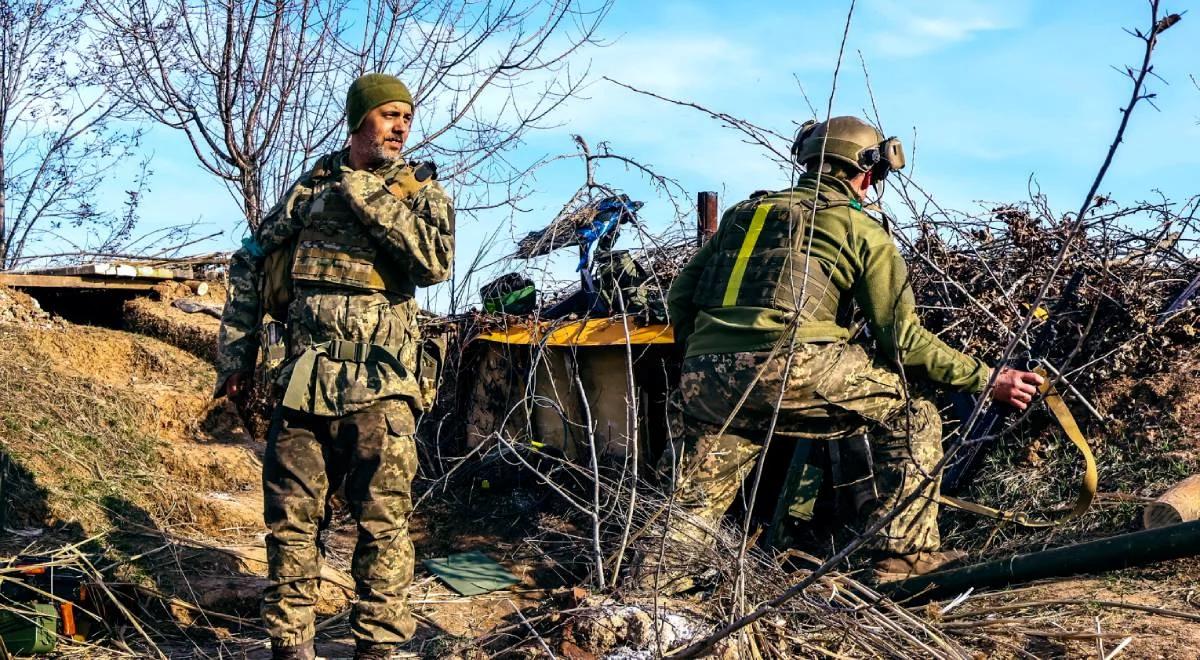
{"left": 221, "top": 370, "right": 252, "bottom": 411}
{"left": 385, "top": 161, "right": 437, "bottom": 200}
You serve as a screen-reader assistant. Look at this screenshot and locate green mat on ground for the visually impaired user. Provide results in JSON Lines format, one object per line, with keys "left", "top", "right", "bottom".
{"left": 422, "top": 550, "right": 519, "bottom": 596}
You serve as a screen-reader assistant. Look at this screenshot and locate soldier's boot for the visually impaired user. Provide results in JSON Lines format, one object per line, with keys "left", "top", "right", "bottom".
{"left": 632, "top": 431, "right": 762, "bottom": 596}
{"left": 354, "top": 642, "right": 396, "bottom": 660}
{"left": 628, "top": 549, "right": 703, "bottom": 596}
{"left": 873, "top": 549, "right": 967, "bottom": 582}
{"left": 271, "top": 639, "right": 318, "bottom": 660}
{"left": 355, "top": 642, "right": 420, "bottom": 659}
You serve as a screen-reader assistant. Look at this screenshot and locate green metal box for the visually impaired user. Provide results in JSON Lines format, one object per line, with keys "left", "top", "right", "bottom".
{"left": 0, "top": 603, "right": 58, "bottom": 656}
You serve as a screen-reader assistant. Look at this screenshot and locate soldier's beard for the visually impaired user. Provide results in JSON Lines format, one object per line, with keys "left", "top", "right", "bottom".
{"left": 371, "top": 139, "right": 403, "bottom": 165}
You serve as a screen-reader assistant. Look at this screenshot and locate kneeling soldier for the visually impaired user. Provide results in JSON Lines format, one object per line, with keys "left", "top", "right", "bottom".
{"left": 662, "top": 116, "right": 1041, "bottom": 583}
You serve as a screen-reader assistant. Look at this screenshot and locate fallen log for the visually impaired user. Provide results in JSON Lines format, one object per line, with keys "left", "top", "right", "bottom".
{"left": 1143, "top": 474, "right": 1200, "bottom": 528}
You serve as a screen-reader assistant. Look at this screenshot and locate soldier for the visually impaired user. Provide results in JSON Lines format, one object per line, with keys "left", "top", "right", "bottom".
{"left": 215, "top": 73, "right": 454, "bottom": 660}
{"left": 662, "top": 116, "right": 1041, "bottom": 582}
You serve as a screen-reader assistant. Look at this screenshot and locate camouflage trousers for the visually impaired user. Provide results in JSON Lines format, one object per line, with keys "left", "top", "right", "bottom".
{"left": 662, "top": 342, "right": 943, "bottom": 556}
{"left": 262, "top": 401, "right": 418, "bottom": 647}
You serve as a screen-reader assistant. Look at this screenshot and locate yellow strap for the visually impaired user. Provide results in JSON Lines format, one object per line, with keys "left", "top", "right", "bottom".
{"left": 939, "top": 368, "right": 1098, "bottom": 527}
{"left": 722, "top": 203, "right": 774, "bottom": 306}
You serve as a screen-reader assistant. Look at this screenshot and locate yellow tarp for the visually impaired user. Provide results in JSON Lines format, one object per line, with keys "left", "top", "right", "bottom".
{"left": 476, "top": 318, "right": 674, "bottom": 346}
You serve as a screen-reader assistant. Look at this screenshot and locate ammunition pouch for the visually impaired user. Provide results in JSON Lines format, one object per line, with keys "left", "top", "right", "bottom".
{"left": 416, "top": 334, "right": 447, "bottom": 413}
{"left": 258, "top": 318, "right": 287, "bottom": 373}
{"left": 291, "top": 229, "right": 415, "bottom": 296}
{"left": 280, "top": 339, "right": 409, "bottom": 412}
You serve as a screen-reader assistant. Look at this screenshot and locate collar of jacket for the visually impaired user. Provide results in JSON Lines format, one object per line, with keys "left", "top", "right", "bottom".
{"left": 785, "top": 173, "right": 863, "bottom": 207}
{"left": 328, "top": 148, "right": 408, "bottom": 179}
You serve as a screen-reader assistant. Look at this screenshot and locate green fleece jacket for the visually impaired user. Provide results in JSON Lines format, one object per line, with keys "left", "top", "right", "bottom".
{"left": 668, "top": 174, "right": 990, "bottom": 394}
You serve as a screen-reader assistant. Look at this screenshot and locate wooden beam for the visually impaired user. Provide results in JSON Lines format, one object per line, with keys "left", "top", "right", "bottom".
{"left": 697, "top": 191, "right": 718, "bottom": 244}
{"left": 26, "top": 263, "right": 194, "bottom": 280}
{"left": 0, "top": 273, "right": 161, "bottom": 291}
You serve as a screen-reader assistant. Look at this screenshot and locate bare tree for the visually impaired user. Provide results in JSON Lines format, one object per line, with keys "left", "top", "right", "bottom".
{"left": 0, "top": 0, "right": 146, "bottom": 269}
{"left": 92, "top": 0, "right": 348, "bottom": 230}
{"left": 347, "top": 0, "right": 611, "bottom": 213}
{"left": 93, "top": 0, "right": 611, "bottom": 232}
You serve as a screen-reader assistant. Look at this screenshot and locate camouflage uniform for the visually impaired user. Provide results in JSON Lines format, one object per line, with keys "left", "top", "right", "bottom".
{"left": 664, "top": 173, "right": 987, "bottom": 556}
{"left": 217, "top": 149, "right": 453, "bottom": 649}
{"left": 663, "top": 345, "right": 942, "bottom": 555}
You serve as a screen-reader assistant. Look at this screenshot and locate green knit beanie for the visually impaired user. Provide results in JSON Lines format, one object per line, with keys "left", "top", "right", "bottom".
{"left": 346, "top": 73, "right": 413, "bottom": 133}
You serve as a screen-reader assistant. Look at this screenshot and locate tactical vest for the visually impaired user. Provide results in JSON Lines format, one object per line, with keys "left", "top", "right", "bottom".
{"left": 258, "top": 157, "right": 418, "bottom": 322}
{"left": 693, "top": 192, "right": 851, "bottom": 324}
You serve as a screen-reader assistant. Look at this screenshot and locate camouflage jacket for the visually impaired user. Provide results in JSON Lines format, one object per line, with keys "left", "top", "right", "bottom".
{"left": 216, "top": 149, "right": 454, "bottom": 425}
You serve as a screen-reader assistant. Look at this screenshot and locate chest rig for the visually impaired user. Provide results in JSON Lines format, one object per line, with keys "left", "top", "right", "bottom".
{"left": 289, "top": 189, "right": 415, "bottom": 297}
{"left": 289, "top": 157, "right": 416, "bottom": 297}
{"left": 693, "top": 190, "right": 854, "bottom": 325}
{"left": 259, "top": 156, "right": 425, "bottom": 322}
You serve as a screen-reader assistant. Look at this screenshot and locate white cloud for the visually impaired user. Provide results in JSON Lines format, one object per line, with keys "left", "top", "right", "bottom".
{"left": 865, "top": 0, "right": 1029, "bottom": 57}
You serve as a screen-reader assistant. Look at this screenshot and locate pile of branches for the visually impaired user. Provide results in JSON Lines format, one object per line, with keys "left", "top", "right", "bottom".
{"left": 426, "top": 436, "right": 971, "bottom": 658}
{"left": 901, "top": 194, "right": 1200, "bottom": 394}
{"left": 895, "top": 193, "right": 1200, "bottom": 554}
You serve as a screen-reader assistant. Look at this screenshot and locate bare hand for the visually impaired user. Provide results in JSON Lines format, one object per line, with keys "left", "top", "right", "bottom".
{"left": 991, "top": 367, "right": 1044, "bottom": 411}
{"left": 222, "top": 371, "right": 251, "bottom": 407}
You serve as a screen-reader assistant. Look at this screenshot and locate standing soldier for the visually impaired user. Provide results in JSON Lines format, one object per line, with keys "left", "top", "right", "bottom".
{"left": 216, "top": 74, "right": 454, "bottom": 660}
{"left": 662, "top": 116, "right": 1041, "bottom": 583}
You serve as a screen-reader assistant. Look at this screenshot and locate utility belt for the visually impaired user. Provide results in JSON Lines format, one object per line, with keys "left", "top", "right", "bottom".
{"left": 264, "top": 330, "right": 445, "bottom": 415}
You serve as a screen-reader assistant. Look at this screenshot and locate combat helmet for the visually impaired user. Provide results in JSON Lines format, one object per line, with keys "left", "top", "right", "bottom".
{"left": 790, "top": 116, "right": 905, "bottom": 177}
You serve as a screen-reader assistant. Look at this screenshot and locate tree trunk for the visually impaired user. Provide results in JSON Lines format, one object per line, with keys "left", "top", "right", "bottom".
{"left": 241, "top": 166, "right": 262, "bottom": 231}
{"left": 0, "top": 145, "right": 7, "bottom": 269}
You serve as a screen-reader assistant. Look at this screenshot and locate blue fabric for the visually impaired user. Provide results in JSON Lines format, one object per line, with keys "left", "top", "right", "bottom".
{"left": 241, "top": 235, "right": 265, "bottom": 260}
{"left": 575, "top": 195, "right": 643, "bottom": 272}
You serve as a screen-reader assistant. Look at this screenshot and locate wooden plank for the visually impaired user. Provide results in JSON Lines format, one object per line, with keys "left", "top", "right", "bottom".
{"left": 28, "top": 262, "right": 193, "bottom": 281}
{"left": 0, "top": 273, "right": 161, "bottom": 291}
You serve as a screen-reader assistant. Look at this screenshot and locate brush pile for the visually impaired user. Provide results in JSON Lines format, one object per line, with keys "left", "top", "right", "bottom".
{"left": 902, "top": 196, "right": 1200, "bottom": 394}
{"left": 896, "top": 194, "right": 1200, "bottom": 554}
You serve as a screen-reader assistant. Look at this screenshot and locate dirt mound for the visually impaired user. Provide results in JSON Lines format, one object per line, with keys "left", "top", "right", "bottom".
{"left": 123, "top": 281, "right": 226, "bottom": 363}
{"left": 0, "top": 323, "right": 247, "bottom": 535}
{"left": 0, "top": 312, "right": 312, "bottom": 643}
{"left": 1095, "top": 354, "right": 1200, "bottom": 447}
{"left": 0, "top": 284, "right": 60, "bottom": 328}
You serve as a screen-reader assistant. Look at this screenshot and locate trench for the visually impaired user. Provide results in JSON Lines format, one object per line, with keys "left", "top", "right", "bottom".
{"left": 22, "top": 287, "right": 144, "bottom": 328}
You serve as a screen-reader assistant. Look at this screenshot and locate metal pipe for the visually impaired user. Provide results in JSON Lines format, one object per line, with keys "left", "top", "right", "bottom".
{"left": 881, "top": 519, "right": 1200, "bottom": 603}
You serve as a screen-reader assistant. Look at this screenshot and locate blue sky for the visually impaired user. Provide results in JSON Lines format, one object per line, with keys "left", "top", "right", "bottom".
{"left": 90, "top": 0, "right": 1199, "bottom": 309}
